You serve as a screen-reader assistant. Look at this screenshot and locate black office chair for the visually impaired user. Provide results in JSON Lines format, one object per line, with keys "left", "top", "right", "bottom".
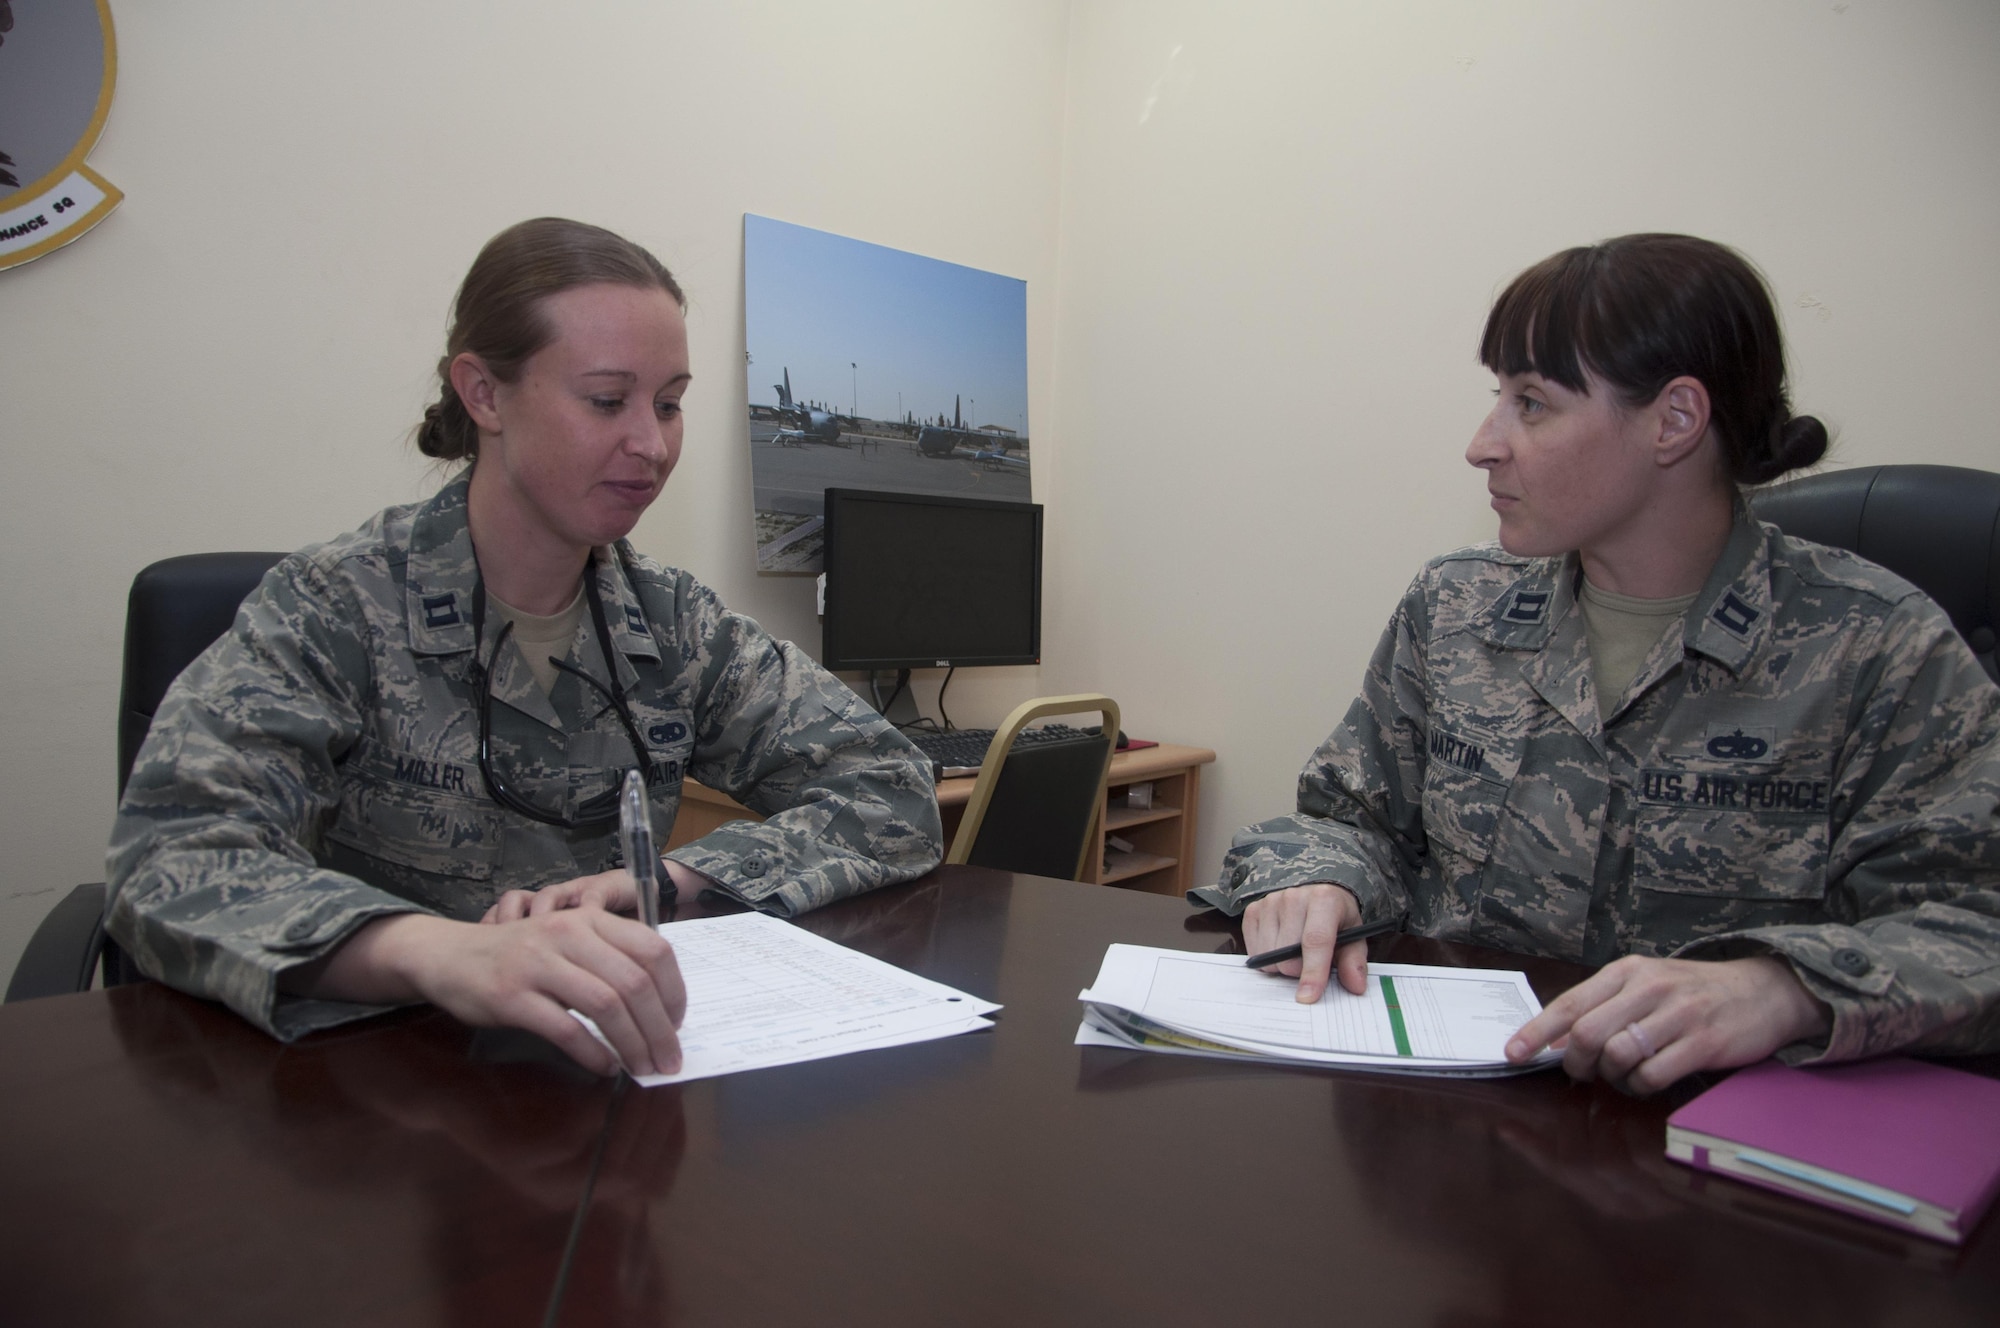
{"left": 5, "top": 552, "right": 287, "bottom": 1002}
{"left": 1747, "top": 464, "right": 1999, "bottom": 684}
{"left": 945, "top": 694, "right": 1120, "bottom": 881}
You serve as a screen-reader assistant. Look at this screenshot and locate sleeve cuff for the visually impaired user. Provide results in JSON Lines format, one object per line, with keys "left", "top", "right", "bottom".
{"left": 1673, "top": 925, "right": 1890, "bottom": 1063}
{"left": 1189, "top": 854, "right": 1394, "bottom": 921}
{"left": 666, "top": 826, "right": 790, "bottom": 909}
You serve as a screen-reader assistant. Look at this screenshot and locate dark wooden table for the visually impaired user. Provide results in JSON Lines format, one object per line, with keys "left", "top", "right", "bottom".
{"left": 4, "top": 866, "right": 1995, "bottom": 1327}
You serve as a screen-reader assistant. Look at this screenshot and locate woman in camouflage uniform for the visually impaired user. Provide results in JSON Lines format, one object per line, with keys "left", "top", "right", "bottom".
{"left": 107, "top": 219, "right": 942, "bottom": 1077}
{"left": 1200, "top": 234, "right": 2000, "bottom": 1092}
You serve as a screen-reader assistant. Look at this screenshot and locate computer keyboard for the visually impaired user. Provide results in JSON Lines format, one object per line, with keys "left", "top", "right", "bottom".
{"left": 904, "top": 723, "right": 1098, "bottom": 779}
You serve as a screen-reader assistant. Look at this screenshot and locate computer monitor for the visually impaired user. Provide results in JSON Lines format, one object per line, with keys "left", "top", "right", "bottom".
{"left": 821, "top": 488, "right": 1042, "bottom": 671}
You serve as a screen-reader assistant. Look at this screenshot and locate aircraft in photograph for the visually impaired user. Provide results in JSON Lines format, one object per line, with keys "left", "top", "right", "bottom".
{"left": 768, "top": 368, "right": 847, "bottom": 446}
{"left": 968, "top": 445, "right": 1029, "bottom": 471}
{"left": 916, "top": 395, "right": 1024, "bottom": 463}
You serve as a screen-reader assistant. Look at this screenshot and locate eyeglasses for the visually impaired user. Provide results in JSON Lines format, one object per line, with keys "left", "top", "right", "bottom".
{"left": 471, "top": 577, "right": 658, "bottom": 831}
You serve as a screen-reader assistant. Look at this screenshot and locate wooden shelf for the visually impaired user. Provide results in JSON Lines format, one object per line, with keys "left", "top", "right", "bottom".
{"left": 1087, "top": 743, "right": 1215, "bottom": 896}
{"left": 1103, "top": 804, "right": 1182, "bottom": 832}
{"left": 1100, "top": 849, "right": 1177, "bottom": 884}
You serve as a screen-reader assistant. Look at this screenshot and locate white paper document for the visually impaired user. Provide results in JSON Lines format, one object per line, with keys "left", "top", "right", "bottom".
{"left": 1076, "top": 944, "right": 1560, "bottom": 1078}
{"left": 578, "top": 911, "right": 999, "bottom": 1085}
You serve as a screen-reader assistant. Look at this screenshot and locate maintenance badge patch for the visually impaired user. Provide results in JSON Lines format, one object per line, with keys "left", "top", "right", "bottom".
{"left": 0, "top": 0, "right": 122, "bottom": 271}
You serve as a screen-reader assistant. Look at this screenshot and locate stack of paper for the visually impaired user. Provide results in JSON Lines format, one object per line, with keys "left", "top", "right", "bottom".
{"left": 579, "top": 911, "right": 999, "bottom": 1085}
{"left": 1077, "top": 944, "right": 1560, "bottom": 1078}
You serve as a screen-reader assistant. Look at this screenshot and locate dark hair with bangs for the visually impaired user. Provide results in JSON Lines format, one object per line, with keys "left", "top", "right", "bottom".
{"left": 1479, "top": 234, "right": 1827, "bottom": 485}
{"left": 417, "top": 218, "right": 686, "bottom": 463}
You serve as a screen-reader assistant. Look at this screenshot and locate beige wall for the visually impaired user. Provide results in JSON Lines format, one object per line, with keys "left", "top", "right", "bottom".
{"left": 1039, "top": 0, "right": 2000, "bottom": 894}
{"left": 3, "top": 1, "right": 1996, "bottom": 984}
{"left": 0, "top": 0, "right": 1071, "bottom": 979}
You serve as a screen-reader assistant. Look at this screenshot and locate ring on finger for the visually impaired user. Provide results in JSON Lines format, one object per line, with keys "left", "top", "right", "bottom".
{"left": 1623, "top": 1021, "right": 1658, "bottom": 1061}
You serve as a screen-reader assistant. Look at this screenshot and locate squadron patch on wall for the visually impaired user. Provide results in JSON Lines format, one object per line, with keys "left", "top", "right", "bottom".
{"left": 0, "top": 0, "right": 121, "bottom": 272}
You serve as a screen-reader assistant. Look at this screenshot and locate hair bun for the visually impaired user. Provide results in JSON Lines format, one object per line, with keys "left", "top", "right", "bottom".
{"left": 416, "top": 400, "right": 449, "bottom": 458}
{"left": 416, "top": 391, "right": 476, "bottom": 462}
{"left": 1775, "top": 414, "right": 1829, "bottom": 472}
{"left": 1741, "top": 414, "right": 1828, "bottom": 485}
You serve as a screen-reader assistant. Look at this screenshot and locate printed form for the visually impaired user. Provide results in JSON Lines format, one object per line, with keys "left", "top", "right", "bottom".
{"left": 1077, "top": 945, "right": 1559, "bottom": 1077}
{"left": 577, "top": 912, "right": 999, "bottom": 1085}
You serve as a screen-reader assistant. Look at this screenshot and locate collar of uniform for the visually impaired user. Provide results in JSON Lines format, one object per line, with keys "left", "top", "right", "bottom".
{"left": 591, "top": 541, "right": 662, "bottom": 686}
{"left": 1508, "top": 556, "right": 1604, "bottom": 746}
{"left": 1681, "top": 505, "right": 1773, "bottom": 676}
{"left": 484, "top": 619, "right": 563, "bottom": 729}
{"left": 494, "top": 551, "right": 654, "bottom": 735}
{"left": 1472, "top": 555, "right": 1576, "bottom": 651}
{"left": 404, "top": 474, "right": 480, "bottom": 657}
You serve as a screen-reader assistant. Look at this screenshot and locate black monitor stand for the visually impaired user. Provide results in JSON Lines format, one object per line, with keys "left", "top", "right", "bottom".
{"left": 867, "top": 668, "right": 925, "bottom": 726}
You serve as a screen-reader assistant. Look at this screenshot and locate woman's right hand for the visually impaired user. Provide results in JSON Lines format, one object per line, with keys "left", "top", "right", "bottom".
{"left": 1242, "top": 882, "right": 1368, "bottom": 1003}
{"left": 290, "top": 906, "right": 688, "bottom": 1077}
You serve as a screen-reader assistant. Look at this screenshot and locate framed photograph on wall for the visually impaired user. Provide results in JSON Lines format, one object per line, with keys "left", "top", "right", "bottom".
{"left": 744, "top": 214, "right": 1030, "bottom": 572}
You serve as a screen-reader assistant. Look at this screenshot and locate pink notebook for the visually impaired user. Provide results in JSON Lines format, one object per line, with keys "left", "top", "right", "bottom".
{"left": 1666, "top": 1058, "right": 2000, "bottom": 1244}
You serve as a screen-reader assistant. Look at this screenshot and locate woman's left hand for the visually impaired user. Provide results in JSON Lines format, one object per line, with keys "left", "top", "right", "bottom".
{"left": 1505, "top": 954, "right": 1832, "bottom": 1095}
{"left": 482, "top": 860, "right": 708, "bottom": 924}
{"left": 483, "top": 869, "right": 638, "bottom": 924}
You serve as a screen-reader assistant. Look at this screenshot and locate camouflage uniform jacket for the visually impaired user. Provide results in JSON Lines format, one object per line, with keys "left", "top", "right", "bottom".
{"left": 1194, "top": 513, "right": 2000, "bottom": 1063}
{"left": 107, "top": 477, "right": 942, "bottom": 1040}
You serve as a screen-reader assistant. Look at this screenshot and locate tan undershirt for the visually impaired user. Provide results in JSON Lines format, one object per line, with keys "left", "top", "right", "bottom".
{"left": 1578, "top": 579, "right": 1697, "bottom": 721}
{"left": 489, "top": 585, "right": 587, "bottom": 695}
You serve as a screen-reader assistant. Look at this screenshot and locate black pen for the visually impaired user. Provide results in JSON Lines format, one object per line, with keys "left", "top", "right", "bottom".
{"left": 1243, "top": 914, "right": 1407, "bottom": 969}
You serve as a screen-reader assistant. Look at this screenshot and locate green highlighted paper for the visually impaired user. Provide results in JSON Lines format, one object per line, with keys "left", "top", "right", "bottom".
{"left": 1076, "top": 946, "right": 1562, "bottom": 1079}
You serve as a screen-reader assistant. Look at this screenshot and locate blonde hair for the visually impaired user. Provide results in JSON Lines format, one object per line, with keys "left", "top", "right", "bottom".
{"left": 417, "top": 218, "right": 684, "bottom": 462}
